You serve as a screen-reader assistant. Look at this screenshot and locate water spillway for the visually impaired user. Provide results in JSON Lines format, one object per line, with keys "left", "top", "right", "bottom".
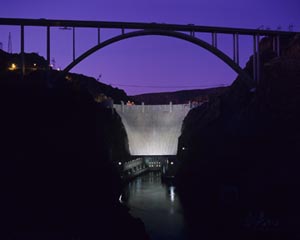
{"left": 114, "top": 103, "right": 191, "bottom": 156}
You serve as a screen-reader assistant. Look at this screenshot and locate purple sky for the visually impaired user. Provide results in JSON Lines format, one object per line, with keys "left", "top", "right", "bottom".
{"left": 0, "top": 0, "right": 299, "bottom": 95}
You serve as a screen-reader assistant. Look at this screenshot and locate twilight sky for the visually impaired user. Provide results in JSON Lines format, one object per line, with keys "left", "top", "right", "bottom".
{"left": 0, "top": 0, "right": 299, "bottom": 95}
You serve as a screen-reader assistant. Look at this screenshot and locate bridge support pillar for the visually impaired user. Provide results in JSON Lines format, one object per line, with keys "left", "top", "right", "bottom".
{"left": 253, "top": 34, "right": 260, "bottom": 83}
{"left": 47, "top": 26, "right": 51, "bottom": 68}
{"left": 169, "top": 101, "right": 173, "bottom": 113}
{"left": 20, "top": 25, "right": 25, "bottom": 80}
{"left": 97, "top": 28, "right": 101, "bottom": 44}
{"left": 72, "top": 27, "right": 76, "bottom": 61}
{"left": 46, "top": 26, "right": 51, "bottom": 84}
{"left": 212, "top": 32, "right": 218, "bottom": 48}
{"left": 233, "top": 33, "right": 239, "bottom": 65}
{"left": 142, "top": 102, "right": 145, "bottom": 113}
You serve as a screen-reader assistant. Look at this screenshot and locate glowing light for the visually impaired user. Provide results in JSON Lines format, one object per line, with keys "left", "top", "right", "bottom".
{"left": 118, "top": 162, "right": 122, "bottom": 165}
{"left": 170, "top": 162, "right": 174, "bottom": 165}
{"left": 182, "top": 147, "right": 186, "bottom": 150}
{"left": 8, "top": 63, "right": 17, "bottom": 71}
{"left": 33, "top": 63, "right": 37, "bottom": 67}
{"left": 170, "top": 186, "right": 175, "bottom": 202}
{"left": 119, "top": 194, "right": 123, "bottom": 203}
{"left": 126, "top": 101, "right": 135, "bottom": 106}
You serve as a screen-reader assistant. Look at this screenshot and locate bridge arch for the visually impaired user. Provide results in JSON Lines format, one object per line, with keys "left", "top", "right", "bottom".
{"left": 61, "top": 29, "right": 254, "bottom": 88}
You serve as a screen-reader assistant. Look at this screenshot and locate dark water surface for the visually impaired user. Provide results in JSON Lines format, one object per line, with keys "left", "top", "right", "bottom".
{"left": 123, "top": 172, "right": 188, "bottom": 240}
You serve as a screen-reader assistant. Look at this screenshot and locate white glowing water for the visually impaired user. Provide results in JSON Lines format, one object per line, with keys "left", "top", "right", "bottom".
{"left": 114, "top": 104, "right": 190, "bottom": 156}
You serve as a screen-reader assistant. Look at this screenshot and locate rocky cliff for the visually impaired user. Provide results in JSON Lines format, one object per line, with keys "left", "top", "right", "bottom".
{"left": 176, "top": 34, "right": 300, "bottom": 239}
{"left": 0, "top": 68, "right": 147, "bottom": 239}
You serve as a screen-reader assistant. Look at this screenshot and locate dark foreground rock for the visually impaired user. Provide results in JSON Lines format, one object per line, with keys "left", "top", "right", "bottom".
{"left": 0, "top": 75, "right": 149, "bottom": 239}
{"left": 176, "top": 35, "right": 300, "bottom": 239}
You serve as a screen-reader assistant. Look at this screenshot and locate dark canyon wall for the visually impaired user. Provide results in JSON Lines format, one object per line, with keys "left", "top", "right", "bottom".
{"left": 176, "top": 34, "right": 300, "bottom": 239}
{"left": 0, "top": 72, "right": 148, "bottom": 239}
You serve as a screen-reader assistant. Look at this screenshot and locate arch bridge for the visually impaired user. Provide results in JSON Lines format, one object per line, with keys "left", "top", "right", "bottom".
{"left": 0, "top": 18, "right": 297, "bottom": 88}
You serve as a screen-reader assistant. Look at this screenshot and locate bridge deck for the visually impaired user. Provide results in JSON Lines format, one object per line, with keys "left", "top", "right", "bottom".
{"left": 0, "top": 17, "right": 295, "bottom": 36}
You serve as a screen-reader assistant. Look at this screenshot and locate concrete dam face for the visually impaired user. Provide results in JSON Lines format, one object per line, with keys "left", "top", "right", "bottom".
{"left": 114, "top": 104, "right": 191, "bottom": 156}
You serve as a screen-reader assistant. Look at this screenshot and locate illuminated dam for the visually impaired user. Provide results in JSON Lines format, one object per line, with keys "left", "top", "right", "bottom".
{"left": 114, "top": 103, "right": 191, "bottom": 156}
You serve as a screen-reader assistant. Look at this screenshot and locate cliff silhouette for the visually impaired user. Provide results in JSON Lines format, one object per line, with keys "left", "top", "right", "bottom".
{"left": 0, "top": 49, "right": 131, "bottom": 104}
{"left": 0, "top": 53, "right": 148, "bottom": 239}
{"left": 176, "top": 34, "right": 300, "bottom": 239}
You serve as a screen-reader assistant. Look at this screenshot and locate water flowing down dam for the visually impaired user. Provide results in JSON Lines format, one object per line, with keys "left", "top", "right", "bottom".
{"left": 114, "top": 103, "right": 191, "bottom": 156}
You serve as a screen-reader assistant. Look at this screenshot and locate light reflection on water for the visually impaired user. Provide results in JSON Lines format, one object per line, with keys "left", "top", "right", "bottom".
{"left": 123, "top": 172, "right": 188, "bottom": 240}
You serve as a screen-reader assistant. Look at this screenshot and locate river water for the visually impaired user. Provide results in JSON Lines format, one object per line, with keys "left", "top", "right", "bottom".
{"left": 123, "top": 171, "right": 188, "bottom": 240}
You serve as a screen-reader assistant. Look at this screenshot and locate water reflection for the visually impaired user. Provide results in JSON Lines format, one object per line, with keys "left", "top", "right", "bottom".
{"left": 123, "top": 172, "right": 187, "bottom": 240}
{"left": 170, "top": 186, "right": 175, "bottom": 202}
